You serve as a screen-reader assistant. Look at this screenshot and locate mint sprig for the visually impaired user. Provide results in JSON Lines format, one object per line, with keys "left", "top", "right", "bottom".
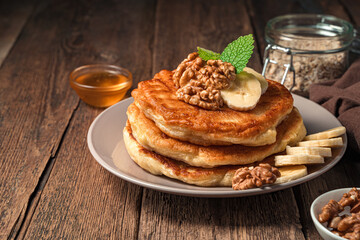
{"left": 197, "top": 47, "right": 221, "bottom": 61}
{"left": 197, "top": 34, "right": 254, "bottom": 73}
{"left": 220, "top": 34, "right": 254, "bottom": 73}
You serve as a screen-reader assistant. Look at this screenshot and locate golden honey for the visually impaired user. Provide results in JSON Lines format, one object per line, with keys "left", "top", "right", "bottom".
{"left": 76, "top": 72, "right": 127, "bottom": 88}
{"left": 70, "top": 65, "right": 132, "bottom": 107}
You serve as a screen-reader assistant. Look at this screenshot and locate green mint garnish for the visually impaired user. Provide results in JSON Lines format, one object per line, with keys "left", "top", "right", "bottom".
{"left": 220, "top": 34, "right": 254, "bottom": 73}
{"left": 197, "top": 47, "right": 221, "bottom": 61}
{"left": 197, "top": 34, "right": 254, "bottom": 73}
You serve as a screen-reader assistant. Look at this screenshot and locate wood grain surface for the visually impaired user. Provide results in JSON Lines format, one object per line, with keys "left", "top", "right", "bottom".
{"left": 0, "top": 0, "right": 80, "bottom": 237}
{"left": 0, "top": 0, "right": 359, "bottom": 239}
{"left": 19, "top": 0, "right": 155, "bottom": 238}
{"left": 0, "top": 1, "right": 35, "bottom": 68}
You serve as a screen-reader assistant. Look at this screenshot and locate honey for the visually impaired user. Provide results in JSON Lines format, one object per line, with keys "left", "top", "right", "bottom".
{"left": 75, "top": 72, "right": 128, "bottom": 88}
{"left": 70, "top": 64, "right": 132, "bottom": 107}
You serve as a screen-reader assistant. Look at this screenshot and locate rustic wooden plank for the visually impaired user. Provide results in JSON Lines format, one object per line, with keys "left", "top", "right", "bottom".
{"left": 21, "top": 0, "right": 155, "bottom": 239}
{"left": 138, "top": 0, "right": 305, "bottom": 239}
{"left": 140, "top": 190, "right": 304, "bottom": 239}
{"left": 246, "top": 1, "right": 360, "bottom": 239}
{"left": 0, "top": 0, "right": 82, "bottom": 238}
{"left": 0, "top": 0, "right": 35, "bottom": 68}
{"left": 23, "top": 102, "right": 143, "bottom": 239}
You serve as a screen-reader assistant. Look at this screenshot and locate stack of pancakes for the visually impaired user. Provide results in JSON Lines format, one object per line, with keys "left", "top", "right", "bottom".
{"left": 122, "top": 70, "right": 306, "bottom": 187}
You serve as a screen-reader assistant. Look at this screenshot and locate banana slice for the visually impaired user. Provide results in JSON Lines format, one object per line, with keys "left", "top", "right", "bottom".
{"left": 304, "top": 126, "right": 346, "bottom": 140}
{"left": 221, "top": 72, "right": 261, "bottom": 111}
{"left": 286, "top": 146, "right": 332, "bottom": 157}
{"left": 243, "top": 67, "right": 268, "bottom": 94}
{"left": 298, "top": 137, "right": 343, "bottom": 147}
{"left": 275, "top": 165, "right": 307, "bottom": 184}
{"left": 274, "top": 154, "right": 324, "bottom": 166}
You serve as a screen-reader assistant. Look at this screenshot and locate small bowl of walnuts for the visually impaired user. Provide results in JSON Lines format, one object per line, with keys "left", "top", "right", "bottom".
{"left": 310, "top": 187, "right": 360, "bottom": 240}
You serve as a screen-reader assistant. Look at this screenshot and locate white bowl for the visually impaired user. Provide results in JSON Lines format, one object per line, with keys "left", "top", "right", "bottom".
{"left": 310, "top": 188, "right": 358, "bottom": 240}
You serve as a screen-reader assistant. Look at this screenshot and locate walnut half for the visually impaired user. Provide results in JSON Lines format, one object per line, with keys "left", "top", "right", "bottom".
{"left": 232, "top": 163, "right": 280, "bottom": 190}
{"left": 339, "top": 187, "right": 360, "bottom": 208}
{"left": 318, "top": 200, "right": 344, "bottom": 223}
{"left": 173, "top": 52, "right": 236, "bottom": 110}
{"left": 337, "top": 213, "right": 360, "bottom": 232}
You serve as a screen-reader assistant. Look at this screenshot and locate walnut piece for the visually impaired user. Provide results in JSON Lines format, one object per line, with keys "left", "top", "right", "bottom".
{"left": 173, "top": 52, "right": 205, "bottom": 88}
{"left": 329, "top": 215, "right": 345, "bottom": 229}
{"left": 331, "top": 230, "right": 345, "bottom": 237}
{"left": 318, "top": 200, "right": 344, "bottom": 223}
{"left": 352, "top": 202, "right": 360, "bottom": 214}
{"left": 338, "top": 213, "right": 360, "bottom": 232}
{"left": 339, "top": 188, "right": 360, "bottom": 208}
{"left": 173, "top": 52, "right": 236, "bottom": 110}
{"left": 343, "top": 225, "right": 360, "bottom": 240}
{"left": 232, "top": 163, "right": 280, "bottom": 190}
{"left": 317, "top": 188, "right": 360, "bottom": 240}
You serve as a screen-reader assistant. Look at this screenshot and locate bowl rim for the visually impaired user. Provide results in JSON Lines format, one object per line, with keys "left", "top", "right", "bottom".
{"left": 69, "top": 64, "right": 133, "bottom": 91}
{"left": 310, "top": 187, "right": 358, "bottom": 240}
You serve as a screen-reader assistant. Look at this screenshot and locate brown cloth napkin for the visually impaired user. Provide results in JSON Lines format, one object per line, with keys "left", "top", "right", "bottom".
{"left": 309, "top": 59, "right": 360, "bottom": 153}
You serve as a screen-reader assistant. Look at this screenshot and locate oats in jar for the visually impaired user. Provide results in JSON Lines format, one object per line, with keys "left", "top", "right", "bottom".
{"left": 263, "top": 14, "right": 354, "bottom": 95}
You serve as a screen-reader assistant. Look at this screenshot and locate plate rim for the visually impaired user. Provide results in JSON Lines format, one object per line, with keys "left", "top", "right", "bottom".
{"left": 87, "top": 95, "right": 347, "bottom": 198}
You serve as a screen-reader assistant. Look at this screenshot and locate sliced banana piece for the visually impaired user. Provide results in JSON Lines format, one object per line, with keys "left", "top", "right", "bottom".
{"left": 274, "top": 154, "right": 324, "bottom": 166}
{"left": 298, "top": 137, "right": 343, "bottom": 147}
{"left": 275, "top": 165, "right": 308, "bottom": 184}
{"left": 243, "top": 67, "right": 268, "bottom": 94}
{"left": 286, "top": 146, "right": 332, "bottom": 157}
{"left": 304, "top": 126, "right": 346, "bottom": 140}
{"left": 221, "top": 71, "right": 261, "bottom": 111}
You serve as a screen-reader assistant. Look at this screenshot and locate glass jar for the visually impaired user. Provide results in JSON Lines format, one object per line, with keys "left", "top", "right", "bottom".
{"left": 262, "top": 14, "right": 354, "bottom": 96}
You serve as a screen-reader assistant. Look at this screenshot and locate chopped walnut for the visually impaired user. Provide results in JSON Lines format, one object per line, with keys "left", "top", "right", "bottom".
{"left": 232, "top": 163, "right": 280, "bottom": 190}
{"left": 352, "top": 202, "right": 360, "bottom": 214}
{"left": 177, "top": 83, "right": 223, "bottom": 110}
{"left": 317, "top": 188, "right": 360, "bottom": 240}
{"left": 173, "top": 52, "right": 205, "bottom": 88}
{"left": 200, "top": 59, "right": 236, "bottom": 89}
{"left": 329, "top": 215, "right": 345, "bottom": 229}
{"left": 173, "top": 52, "right": 236, "bottom": 110}
{"left": 318, "top": 200, "right": 344, "bottom": 223}
{"left": 338, "top": 213, "right": 360, "bottom": 232}
{"left": 343, "top": 225, "right": 360, "bottom": 240}
{"left": 339, "top": 188, "right": 360, "bottom": 208}
{"left": 331, "top": 230, "right": 345, "bottom": 237}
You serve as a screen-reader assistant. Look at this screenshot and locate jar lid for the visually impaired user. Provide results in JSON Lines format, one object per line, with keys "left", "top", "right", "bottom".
{"left": 265, "top": 14, "right": 354, "bottom": 53}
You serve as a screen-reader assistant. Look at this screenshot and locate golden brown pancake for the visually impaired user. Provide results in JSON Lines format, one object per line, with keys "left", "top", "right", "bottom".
{"left": 122, "top": 122, "right": 291, "bottom": 187}
{"left": 122, "top": 122, "right": 238, "bottom": 187}
{"left": 127, "top": 103, "right": 306, "bottom": 168}
{"left": 132, "top": 70, "right": 293, "bottom": 146}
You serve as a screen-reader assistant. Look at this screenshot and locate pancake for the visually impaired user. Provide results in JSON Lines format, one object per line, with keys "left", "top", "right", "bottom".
{"left": 122, "top": 121, "right": 239, "bottom": 187}
{"left": 132, "top": 70, "right": 293, "bottom": 146}
{"left": 127, "top": 103, "right": 306, "bottom": 168}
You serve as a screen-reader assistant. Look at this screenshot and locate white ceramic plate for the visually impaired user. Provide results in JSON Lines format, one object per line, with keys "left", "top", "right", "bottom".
{"left": 87, "top": 95, "right": 347, "bottom": 197}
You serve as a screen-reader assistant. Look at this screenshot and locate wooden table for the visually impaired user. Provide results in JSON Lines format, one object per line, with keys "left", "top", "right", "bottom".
{"left": 1, "top": 0, "right": 359, "bottom": 239}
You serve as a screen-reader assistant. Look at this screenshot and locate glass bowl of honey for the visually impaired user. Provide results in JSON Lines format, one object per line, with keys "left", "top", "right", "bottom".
{"left": 70, "top": 64, "right": 132, "bottom": 107}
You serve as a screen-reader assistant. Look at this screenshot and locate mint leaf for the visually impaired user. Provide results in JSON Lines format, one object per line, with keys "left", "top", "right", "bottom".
{"left": 220, "top": 34, "right": 254, "bottom": 73}
{"left": 197, "top": 47, "right": 221, "bottom": 61}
